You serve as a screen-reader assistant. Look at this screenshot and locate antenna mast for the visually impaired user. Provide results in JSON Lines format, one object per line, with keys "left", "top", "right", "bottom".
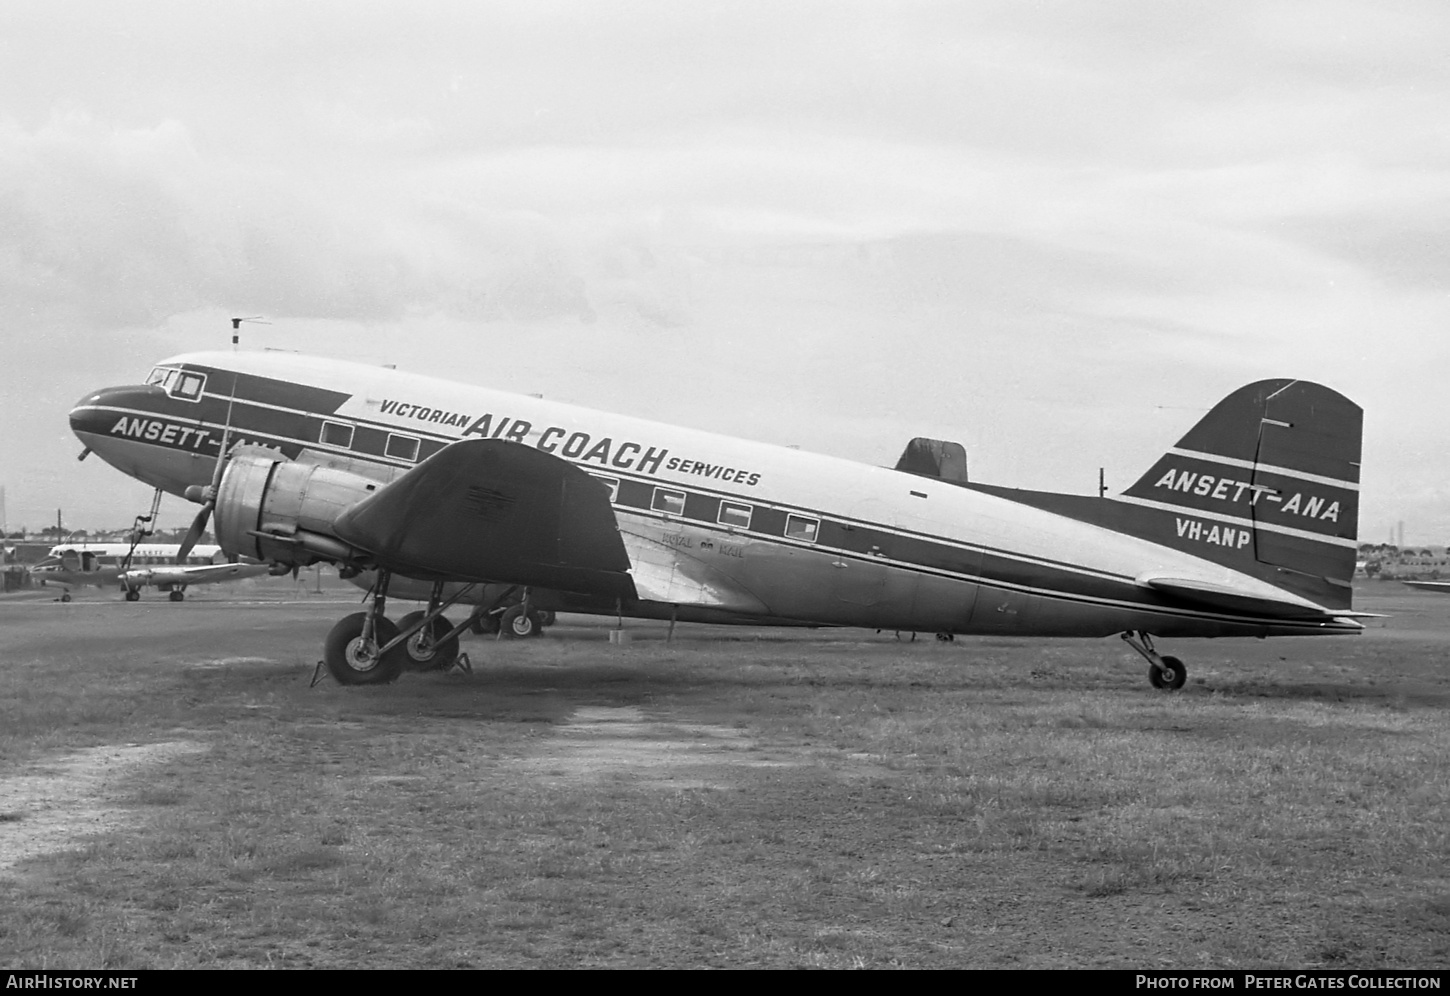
{"left": 229, "top": 316, "right": 268, "bottom": 350}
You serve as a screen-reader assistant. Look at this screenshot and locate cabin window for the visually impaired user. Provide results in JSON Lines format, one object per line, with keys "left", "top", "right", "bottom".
{"left": 718, "top": 501, "right": 753, "bottom": 529}
{"left": 321, "top": 421, "right": 354, "bottom": 448}
{"left": 172, "top": 372, "right": 206, "bottom": 401}
{"left": 651, "top": 487, "right": 686, "bottom": 517}
{"left": 785, "top": 514, "right": 819, "bottom": 543}
{"left": 385, "top": 433, "right": 420, "bottom": 462}
{"left": 591, "top": 474, "right": 620, "bottom": 502}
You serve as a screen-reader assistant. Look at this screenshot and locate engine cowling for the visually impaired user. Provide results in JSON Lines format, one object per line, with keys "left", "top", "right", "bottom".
{"left": 213, "top": 448, "right": 381, "bottom": 568}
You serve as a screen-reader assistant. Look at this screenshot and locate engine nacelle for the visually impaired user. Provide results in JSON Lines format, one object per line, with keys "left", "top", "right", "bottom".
{"left": 213, "top": 448, "right": 380, "bottom": 568}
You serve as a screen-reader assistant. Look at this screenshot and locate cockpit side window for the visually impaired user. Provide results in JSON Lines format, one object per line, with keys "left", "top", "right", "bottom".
{"left": 146, "top": 367, "right": 170, "bottom": 386}
{"left": 173, "top": 372, "right": 206, "bottom": 401}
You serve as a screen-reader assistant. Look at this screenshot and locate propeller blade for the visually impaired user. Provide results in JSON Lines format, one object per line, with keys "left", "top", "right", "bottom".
{"left": 176, "top": 503, "right": 213, "bottom": 563}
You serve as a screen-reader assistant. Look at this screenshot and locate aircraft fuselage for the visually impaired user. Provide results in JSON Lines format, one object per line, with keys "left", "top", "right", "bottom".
{"left": 70, "top": 352, "right": 1359, "bottom": 640}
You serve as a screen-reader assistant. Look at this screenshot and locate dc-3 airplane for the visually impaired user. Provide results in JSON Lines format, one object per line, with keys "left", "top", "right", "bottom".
{"left": 67, "top": 351, "right": 1364, "bottom": 688}
{"left": 31, "top": 542, "right": 272, "bottom": 601}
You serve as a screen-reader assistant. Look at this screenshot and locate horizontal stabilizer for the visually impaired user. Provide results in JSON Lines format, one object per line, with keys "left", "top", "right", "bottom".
{"left": 1401, "top": 580, "right": 1450, "bottom": 593}
{"left": 333, "top": 439, "right": 635, "bottom": 597}
{"left": 619, "top": 528, "right": 769, "bottom": 612}
{"left": 1139, "top": 575, "right": 1362, "bottom": 621}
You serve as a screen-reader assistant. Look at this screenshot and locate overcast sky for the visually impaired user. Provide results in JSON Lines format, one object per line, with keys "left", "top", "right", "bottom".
{"left": 1, "top": 1, "right": 1446, "bottom": 544}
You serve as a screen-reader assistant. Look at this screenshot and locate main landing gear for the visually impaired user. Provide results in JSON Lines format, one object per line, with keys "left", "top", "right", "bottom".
{"left": 1120, "top": 631, "right": 1187, "bottom": 690}
{"left": 321, "top": 573, "right": 498, "bottom": 685}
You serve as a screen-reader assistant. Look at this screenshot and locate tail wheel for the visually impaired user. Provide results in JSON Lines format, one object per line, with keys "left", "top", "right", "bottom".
{"left": 397, "top": 611, "right": 460, "bottom": 671}
{"left": 499, "top": 604, "right": 544, "bottom": 639}
{"left": 323, "top": 612, "right": 405, "bottom": 685}
{"left": 1148, "top": 655, "right": 1187, "bottom": 690}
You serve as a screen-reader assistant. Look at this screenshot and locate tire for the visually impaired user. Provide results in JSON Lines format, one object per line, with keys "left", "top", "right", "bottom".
{"left": 168, "top": 589, "right": 185, "bottom": 602}
{"left": 396, "top": 611, "right": 459, "bottom": 671}
{"left": 60, "top": 592, "right": 72, "bottom": 603}
{"left": 1148, "top": 655, "right": 1187, "bottom": 690}
{"left": 499, "top": 604, "right": 542, "bottom": 639}
{"left": 323, "top": 612, "right": 405, "bottom": 685}
{"left": 469, "top": 612, "right": 500, "bottom": 636}
{"left": 537, "top": 610, "right": 556, "bottom": 628}
{"left": 124, "top": 588, "right": 141, "bottom": 602}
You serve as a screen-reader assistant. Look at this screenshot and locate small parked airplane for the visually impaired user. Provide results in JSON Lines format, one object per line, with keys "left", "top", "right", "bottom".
{"left": 31, "top": 542, "right": 271, "bottom": 601}
{"left": 1401, "top": 580, "right": 1450, "bottom": 592}
{"left": 68, "top": 350, "right": 1364, "bottom": 686}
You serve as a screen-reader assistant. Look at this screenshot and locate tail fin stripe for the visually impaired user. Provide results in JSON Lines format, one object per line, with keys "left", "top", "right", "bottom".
{"left": 1166, "top": 447, "right": 1359, "bottom": 491}
{"left": 1114, "top": 494, "right": 1360, "bottom": 548}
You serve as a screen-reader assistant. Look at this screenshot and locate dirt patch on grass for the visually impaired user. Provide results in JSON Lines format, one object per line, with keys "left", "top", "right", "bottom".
{"left": 186, "top": 656, "right": 277, "bottom": 670}
{"left": 514, "top": 705, "right": 824, "bottom": 789}
{"left": 0, "top": 741, "right": 206, "bottom": 873}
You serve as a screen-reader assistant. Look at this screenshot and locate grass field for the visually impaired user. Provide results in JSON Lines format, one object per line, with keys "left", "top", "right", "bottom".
{"left": 0, "top": 579, "right": 1446, "bottom": 968}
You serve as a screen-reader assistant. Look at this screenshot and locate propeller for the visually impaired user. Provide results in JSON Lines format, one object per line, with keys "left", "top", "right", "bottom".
{"left": 177, "top": 373, "right": 239, "bottom": 563}
{"left": 176, "top": 473, "right": 221, "bottom": 562}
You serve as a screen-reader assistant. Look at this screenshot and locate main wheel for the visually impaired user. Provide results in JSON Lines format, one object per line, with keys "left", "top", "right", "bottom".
{"left": 498, "top": 604, "right": 543, "bottom": 639}
{"left": 60, "top": 591, "right": 72, "bottom": 603}
{"left": 469, "top": 612, "right": 500, "bottom": 636}
{"left": 124, "top": 588, "right": 141, "bottom": 602}
{"left": 397, "top": 611, "right": 459, "bottom": 671}
{"left": 1148, "top": 655, "right": 1187, "bottom": 690}
{"left": 323, "top": 612, "right": 405, "bottom": 685}
{"left": 537, "top": 610, "right": 556, "bottom": 628}
{"left": 168, "top": 589, "right": 185, "bottom": 602}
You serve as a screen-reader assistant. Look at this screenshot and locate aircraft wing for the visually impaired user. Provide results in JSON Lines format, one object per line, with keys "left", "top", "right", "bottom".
{"left": 1138, "top": 575, "right": 1371, "bottom": 621}
{"left": 1400, "top": 580, "right": 1450, "bottom": 593}
{"left": 120, "top": 562, "right": 273, "bottom": 587}
{"left": 331, "top": 439, "right": 636, "bottom": 598}
{"left": 328, "top": 439, "right": 770, "bottom": 611}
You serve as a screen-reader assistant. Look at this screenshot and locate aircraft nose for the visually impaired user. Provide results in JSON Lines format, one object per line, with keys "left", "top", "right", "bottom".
{"left": 69, "top": 385, "right": 144, "bottom": 441}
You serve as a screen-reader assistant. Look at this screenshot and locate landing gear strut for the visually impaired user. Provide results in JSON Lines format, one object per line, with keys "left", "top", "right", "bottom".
{"left": 1121, "top": 631, "right": 1187, "bottom": 690}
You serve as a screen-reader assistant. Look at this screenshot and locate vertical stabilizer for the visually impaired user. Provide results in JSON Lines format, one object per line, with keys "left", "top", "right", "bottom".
{"left": 1119, "top": 380, "right": 1361, "bottom": 602}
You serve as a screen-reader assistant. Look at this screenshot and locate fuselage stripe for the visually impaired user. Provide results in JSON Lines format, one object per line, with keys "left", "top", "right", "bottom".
{"left": 1112, "top": 494, "right": 1358, "bottom": 548}
{"left": 1166, "top": 447, "right": 1359, "bottom": 491}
